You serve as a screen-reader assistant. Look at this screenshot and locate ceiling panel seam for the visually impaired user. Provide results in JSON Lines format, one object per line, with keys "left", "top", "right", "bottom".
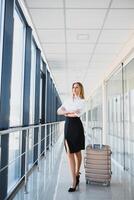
{"left": 82, "top": 0, "right": 114, "bottom": 83}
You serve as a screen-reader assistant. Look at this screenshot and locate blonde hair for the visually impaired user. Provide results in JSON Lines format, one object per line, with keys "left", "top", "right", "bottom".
{"left": 72, "top": 82, "right": 85, "bottom": 99}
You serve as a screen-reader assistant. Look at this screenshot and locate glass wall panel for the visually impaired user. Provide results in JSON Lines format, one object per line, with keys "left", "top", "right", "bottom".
{"left": 0, "top": 0, "right": 5, "bottom": 95}
{"left": 106, "top": 68, "right": 124, "bottom": 167}
{"left": 106, "top": 58, "right": 134, "bottom": 173}
{"left": 40, "top": 66, "right": 46, "bottom": 153}
{"left": 28, "top": 41, "right": 36, "bottom": 168}
{"left": 29, "top": 41, "right": 36, "bottom": 124}
{"left": 28, "top": 129, "right": 34, "bottom": 169}
{"left": 87, "top": 87, "right": 103, "bottom": 144}
{"left": 123, "top": 58, "right": 134, "bottom": 175}
{"left": 39, "top": 60, "right": 44, "bottom": 122}
{"left": 8, "top": 132, "right": 21, "bottom": 192}
{"left": 8, "top": 7, "right": 25, "bottom": 192}
{"left": 9, "top": 9, "right": 25, "bottom": 126}
{"left": 39, "top": 73, "right": 43, "bottom": 121}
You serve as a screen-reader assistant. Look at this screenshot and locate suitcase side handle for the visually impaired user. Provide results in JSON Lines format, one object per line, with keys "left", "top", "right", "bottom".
{"left": 92, "top": 127, "right": 102, "bottom": 149}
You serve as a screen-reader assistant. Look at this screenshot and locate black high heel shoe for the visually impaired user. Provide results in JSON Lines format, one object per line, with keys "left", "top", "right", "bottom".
{"left": 68, "top": 186, "right": 77, "bottom": 192}
{"left": 68, "top": 178, "right": 78, "bottom": 192}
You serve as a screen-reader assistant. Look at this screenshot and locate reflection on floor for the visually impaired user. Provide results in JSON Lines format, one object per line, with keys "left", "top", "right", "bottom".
{"left": 13, "top": 136, "right": 134, "bottom": 200}
{"left": 12, "top": 135, "right": 64, "bottom": 200}
{"left": 55, "top": 153, "right": 134, "bottom": 200}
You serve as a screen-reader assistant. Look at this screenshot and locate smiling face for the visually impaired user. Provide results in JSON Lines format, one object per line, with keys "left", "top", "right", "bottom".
{"left": 72, "top": 83, "right": 81, "bottom": 97}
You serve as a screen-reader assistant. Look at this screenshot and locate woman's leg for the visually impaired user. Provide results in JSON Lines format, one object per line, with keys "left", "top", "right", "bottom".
{"left": 74, "top": 151, "right": 82, "bottom": 176}
{"left": 65, "top": 140, "right": 76, "bottom": 187}
{"left": 67, "top": 153, "right": 76, "bottom": 187}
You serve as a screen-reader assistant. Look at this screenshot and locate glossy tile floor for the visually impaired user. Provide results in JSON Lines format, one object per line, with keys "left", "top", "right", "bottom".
{"left": 12, "top": 136, "right": 134, "bottom": 200}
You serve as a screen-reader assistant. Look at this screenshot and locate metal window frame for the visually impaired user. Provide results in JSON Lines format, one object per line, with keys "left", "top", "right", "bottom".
{"left": 0, "top": 0, "right": 5, "bottom": 97}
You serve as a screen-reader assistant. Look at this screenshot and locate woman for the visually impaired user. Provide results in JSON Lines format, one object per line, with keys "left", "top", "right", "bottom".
{"left": 57, "top": 82, "right": 85, "bottom": 192}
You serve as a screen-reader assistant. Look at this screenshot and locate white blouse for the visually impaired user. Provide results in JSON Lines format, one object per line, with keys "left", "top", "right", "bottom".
{"left": 60, "top": 96, "right": 86, "bottom": 117}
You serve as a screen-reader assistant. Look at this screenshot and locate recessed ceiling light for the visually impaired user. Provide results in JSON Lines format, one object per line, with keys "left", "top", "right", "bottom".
{"left": 77, "top": 34, "right": 89, "bottom": 40}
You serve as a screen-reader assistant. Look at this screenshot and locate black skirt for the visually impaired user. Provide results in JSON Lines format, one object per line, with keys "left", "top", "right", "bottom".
{"left": 64, "top": 117, "right": 85, "bottom": 153}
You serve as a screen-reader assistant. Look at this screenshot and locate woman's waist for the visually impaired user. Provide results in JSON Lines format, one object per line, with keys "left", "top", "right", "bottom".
{"left": 65, "top": 116, "right": 81, "bottom": 121}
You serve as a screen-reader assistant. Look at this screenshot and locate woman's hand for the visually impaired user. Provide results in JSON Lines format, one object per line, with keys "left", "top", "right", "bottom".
{"left": 57, "top": 106, "right": 67, "bottom": 115}
{"left": 57, "top": 107, "right": 81, "bottom": 117}
{"left": 74, "top": 109, "right": 81, "bottom": 115}
{"left": 64, "top": 111, "right": 77, "bottom": 117}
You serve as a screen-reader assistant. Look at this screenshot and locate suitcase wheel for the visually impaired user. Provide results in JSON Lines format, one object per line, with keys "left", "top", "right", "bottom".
{"left": 106, "top": 181, "right": 110, "bottom": 187}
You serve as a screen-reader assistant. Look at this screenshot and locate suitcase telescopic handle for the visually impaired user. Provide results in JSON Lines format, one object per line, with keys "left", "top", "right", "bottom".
{"left": 92, "top": 127, "right": 102, "bottom": 149}
{"left": 92, "top": 127, "right": 102, "bottom": 130}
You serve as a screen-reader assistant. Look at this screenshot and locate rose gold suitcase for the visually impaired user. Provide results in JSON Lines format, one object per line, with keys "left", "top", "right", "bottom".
{"left": 84, "top": 127, "right": 112, "bottom": 186}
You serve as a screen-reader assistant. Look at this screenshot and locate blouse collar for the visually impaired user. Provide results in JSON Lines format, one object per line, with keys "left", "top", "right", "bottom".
{"left": 73, "top": 95, "right": 81, "bottom": 100}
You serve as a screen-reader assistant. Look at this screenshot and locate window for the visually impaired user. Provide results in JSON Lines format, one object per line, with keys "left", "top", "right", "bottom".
{"left": 28, "top": 41, "right": 36, "bottom": 168}
{"left": 8, "top": 7, "right": 26, "bottom": 192}
{"left": 8, "top": 132, "right": 22, "bottom": 192}
{"left": 9, "top": 8, "right": 26, "bottom": 127}
{"left": 29, "top": 41, "right": 36, "bottom": 124}
{"left": 40, "top": 71, "right": 43, "bottom": 121}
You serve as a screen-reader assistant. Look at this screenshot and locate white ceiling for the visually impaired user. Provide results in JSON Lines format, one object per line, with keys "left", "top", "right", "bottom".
{"left": 24, "top": 0, "right": 134, "bottom": 100}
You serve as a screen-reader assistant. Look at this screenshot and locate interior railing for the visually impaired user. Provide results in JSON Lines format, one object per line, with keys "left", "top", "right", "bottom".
{"left": 0, "top": 121, "right": 64, "bottom": 197}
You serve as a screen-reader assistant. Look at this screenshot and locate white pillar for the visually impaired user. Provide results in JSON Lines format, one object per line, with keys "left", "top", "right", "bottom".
{"left": 102, "top": 81, "right": 107, "bottom": 144}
